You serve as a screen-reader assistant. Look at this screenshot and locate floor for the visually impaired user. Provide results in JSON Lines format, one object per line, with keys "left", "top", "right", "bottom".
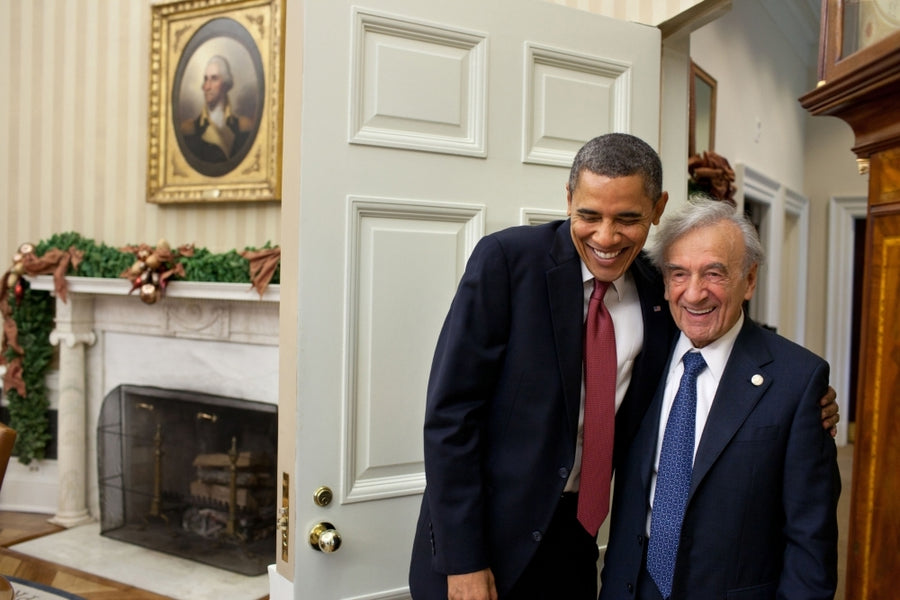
{"left": 0, "top": 443, "right": 855, "bottom": 599}
{"left": 0, "top": 512, "right": 171, "bottom": 599}
{"left": 835, "top": 440, "right": 853, "bottom": 600}
{"left": 0, "top": 512, "right": 269, "bottom": 600}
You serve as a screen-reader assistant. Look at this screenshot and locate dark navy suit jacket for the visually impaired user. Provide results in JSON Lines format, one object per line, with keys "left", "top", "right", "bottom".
{"left": 409, "top": 219, "right": 677, "bottom": 598}
{"left": 599, "top": 317, "right": 840, "bottom": 600}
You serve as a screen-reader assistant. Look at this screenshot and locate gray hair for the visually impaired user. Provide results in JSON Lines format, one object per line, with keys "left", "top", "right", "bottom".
{"left": 648, "top": 193, "right": 765, "bottom": 276}
{"left": 206, "top": 55, "right": 234, "bottom": 90}
{"left": 567, "top": 133, "right": 663, "bottom": 203}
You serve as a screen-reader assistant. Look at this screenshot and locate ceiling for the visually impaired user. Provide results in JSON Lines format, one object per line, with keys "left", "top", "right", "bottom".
{"left": 760, "top": 0, "right": 823, "bottom": 68}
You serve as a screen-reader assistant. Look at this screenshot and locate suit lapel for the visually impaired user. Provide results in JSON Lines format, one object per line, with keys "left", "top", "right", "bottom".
{"left": 637, "top": 328, "right": 681, "bottom": 494}
{"left": 546, "top": 221, "right": 586, "bottom": 436}
{"left": 638, "top": 377, "right": 668, "bottom": 493}
{"left": 612, "top": 254, "right": 675, "bottom": 468}
{"left": 689, "top": 318, "right": 773, "bottom": 497}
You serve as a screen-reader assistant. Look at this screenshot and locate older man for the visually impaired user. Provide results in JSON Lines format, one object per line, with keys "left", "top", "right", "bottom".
{"left": 599, "top": 196, "right": 840, "bottom": 600}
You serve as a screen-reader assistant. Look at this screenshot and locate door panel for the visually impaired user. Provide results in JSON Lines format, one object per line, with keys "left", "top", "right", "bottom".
{"left": 349, "top": 8, "right": 488, "bottom": 157}
{"left": 344, "top": 197, "right": 485, "bottom": 504}
{"left": 285, "top": 0, "right": 660, "bottom": 597}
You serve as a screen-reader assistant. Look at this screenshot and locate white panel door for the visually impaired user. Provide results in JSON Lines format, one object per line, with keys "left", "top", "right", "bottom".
{"left": 287, "top": 0, "right": 660, "bottom": 597}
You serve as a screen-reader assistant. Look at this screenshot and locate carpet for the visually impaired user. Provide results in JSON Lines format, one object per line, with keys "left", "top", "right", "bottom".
{"left": 6, "top": 576, "right": 86, "bottom": 600}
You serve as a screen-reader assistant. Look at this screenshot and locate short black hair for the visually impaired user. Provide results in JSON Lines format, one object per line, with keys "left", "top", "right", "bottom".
{"left": 567, "top": 133, "right": 663, "bottom": 202}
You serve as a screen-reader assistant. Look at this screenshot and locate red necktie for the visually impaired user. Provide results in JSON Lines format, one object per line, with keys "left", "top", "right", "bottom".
{"left": 577, "top": 279, "right": 617, "bottom": 536}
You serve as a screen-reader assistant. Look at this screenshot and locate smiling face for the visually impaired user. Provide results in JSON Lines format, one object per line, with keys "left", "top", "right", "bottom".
{"left": 567, "top": 171, "right": 667, "bottom": 283}
{"left": 662, "top": 219, "right": 758, "bottom": 348}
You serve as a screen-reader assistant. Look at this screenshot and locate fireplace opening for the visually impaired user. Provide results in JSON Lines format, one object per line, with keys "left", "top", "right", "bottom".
{"left": 98, "top": 385, "right": 277, "bottom": 576}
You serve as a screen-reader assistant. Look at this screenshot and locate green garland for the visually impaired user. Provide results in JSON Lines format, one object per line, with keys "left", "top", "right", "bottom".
{"left": 4, "top": 287, "right": 54, "bottom": 464}
{"left": 4, "top": 232, "right": 280, "bottom": 464}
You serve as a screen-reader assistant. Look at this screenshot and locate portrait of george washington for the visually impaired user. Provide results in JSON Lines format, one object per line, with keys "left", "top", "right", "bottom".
{"left": 172, "top": 17, "right": 264, "bottom": 178}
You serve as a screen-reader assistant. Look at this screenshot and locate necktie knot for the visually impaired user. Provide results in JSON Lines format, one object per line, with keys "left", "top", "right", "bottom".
{"left": 592, "top": 279, "right": 610, "bottom": 302}
{"left": 681, "top": 351, "right": 706, "bottom": 380}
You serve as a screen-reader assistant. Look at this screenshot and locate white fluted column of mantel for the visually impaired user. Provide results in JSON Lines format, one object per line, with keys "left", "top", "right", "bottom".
{"left": 47, "top": 293, "right": 96, "bottom": 528}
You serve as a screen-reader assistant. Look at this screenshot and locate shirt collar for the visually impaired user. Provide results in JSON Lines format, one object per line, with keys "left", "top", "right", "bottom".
{"left": 580, "top": 261, "right": 625, "bottom": 302}
{"left": 671, "top": 312, "right": 744, "bottom": 381}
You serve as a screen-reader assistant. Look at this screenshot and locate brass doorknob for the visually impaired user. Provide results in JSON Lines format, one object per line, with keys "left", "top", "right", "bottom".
{"left": 308, "top": 522, "right": 342, "bottom": 553}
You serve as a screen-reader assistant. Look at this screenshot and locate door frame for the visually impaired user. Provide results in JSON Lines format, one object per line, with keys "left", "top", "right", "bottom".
{"left": 825, "top": 195, "right": 867, "bottom": 447}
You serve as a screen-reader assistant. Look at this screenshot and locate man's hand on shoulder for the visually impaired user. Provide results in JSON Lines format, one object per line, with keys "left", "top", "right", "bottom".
{"left": 447, "top": 569, "right": 498, "bottom": 600}
{"left": 820, "top": 385, "right": 840, "bottom": 437}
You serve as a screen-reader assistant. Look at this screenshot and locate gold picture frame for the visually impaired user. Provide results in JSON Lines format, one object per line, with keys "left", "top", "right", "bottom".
{"left": 148, "top": 0, "right": 284, "bottom": 203}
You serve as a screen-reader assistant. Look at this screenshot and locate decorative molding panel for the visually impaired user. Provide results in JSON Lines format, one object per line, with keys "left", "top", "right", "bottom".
{"left": 782, "top": 187, "right": 809, "bottom": 343}
{"left": 521, "top": 207, "right": 567, "bottom": 225}
{"left": 737, "top": 164, "right": 780, "bottom": 207}
{"left": 523, "top": 42, "right": 632, "bottom": 167}
{"left": 166, "top": 301, "right": 230, "bottom": 339}
{"left": 735, "top": 163, "right": 779, "bottom": 328}
{"left": 349, "top": 8, "right": 488, "bottom": 157}
{"left": 735, "top": 163, "right": 810, "bottom": 342}
{"left": 343, "top": 196, "right": 484, "bottom": 502}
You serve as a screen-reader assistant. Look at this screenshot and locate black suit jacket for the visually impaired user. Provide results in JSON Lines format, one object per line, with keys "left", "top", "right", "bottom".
{"left": 599, "top": 317, "right": 840, "bottom": 600}
{"left": 409, "top": 219, "right": 676, "bottom": 597}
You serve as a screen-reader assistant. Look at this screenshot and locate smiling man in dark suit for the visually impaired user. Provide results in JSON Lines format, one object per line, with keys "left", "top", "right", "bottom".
{"left": 409, "top": 133, "right": 674, "bottom": 600}
{"left": 599, "top": 196, "right": 840, "bottom": 600}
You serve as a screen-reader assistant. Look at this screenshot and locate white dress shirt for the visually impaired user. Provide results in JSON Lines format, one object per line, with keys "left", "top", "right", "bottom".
{"left": 646, "top": 312, "right": 744, "bottom": 532}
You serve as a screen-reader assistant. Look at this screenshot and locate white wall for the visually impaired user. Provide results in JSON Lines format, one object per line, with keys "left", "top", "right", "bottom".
{"left": 689, "top": 0, "right": 867, "bottom": 359}
{"left": 803, "top": 116, "right": 867, "bottom": 356}
{"left": 690, "top": 0, "right": 812, "bottom": 192}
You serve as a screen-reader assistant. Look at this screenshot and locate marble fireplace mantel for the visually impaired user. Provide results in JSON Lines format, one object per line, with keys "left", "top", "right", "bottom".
{"left": 7, "top": 275, "right": 280, "bottom": 526}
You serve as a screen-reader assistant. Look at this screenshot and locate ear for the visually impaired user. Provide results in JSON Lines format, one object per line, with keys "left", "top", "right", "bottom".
{"left": 565, "top": 183, "right": 573, "bottom": 216}
{"left": 651, "top": 191, "right": 669, "bottom": 225}
{"left": 744, "top": 263, "right": 759, "bottom": 300}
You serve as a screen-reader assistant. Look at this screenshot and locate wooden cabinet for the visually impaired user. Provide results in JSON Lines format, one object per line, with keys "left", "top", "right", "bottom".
{"left": 800, "top": 3, "right": 900, "bottom": 599}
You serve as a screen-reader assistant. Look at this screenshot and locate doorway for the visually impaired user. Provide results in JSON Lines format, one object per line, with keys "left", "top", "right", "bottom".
{"left": 847, "top": 217, "right": 865, "bottom": 439}
{"left": 825, "top": 195, "right": 867, "bottom": 447}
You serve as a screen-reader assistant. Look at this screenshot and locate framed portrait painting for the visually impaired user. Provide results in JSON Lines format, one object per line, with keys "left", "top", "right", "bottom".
{"left": 148, "top": 0, "right": 284, "bottom": 203}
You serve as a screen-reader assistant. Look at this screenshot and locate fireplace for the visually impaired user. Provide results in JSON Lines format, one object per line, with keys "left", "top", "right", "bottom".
{"left": 0, "top": 275, "right": 280, "bottom": 589}
{"left": 98, "top": 384, "right": 277, "bottom": 576}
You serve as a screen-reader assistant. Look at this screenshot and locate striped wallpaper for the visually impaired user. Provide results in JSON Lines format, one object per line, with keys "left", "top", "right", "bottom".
{"left": 0, "top": 0, "right": 282, "bottom": 267}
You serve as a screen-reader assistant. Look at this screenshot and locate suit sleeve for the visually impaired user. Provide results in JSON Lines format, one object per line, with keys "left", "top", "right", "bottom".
{"left": 423, "top": 234, "right": 512, "bottom": 575}
{"left": 779, "top": 360, "right": 841, "bottom": 598}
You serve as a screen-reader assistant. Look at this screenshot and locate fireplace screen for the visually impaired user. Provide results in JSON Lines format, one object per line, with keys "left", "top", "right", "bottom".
{"left": 98, "top": 385, "right": 277, "bottom": 576}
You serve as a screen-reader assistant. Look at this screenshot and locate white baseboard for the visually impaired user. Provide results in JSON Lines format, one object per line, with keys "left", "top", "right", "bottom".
{"left": 0, "top": 458, "right": 58, "bottom": 513}
{"left": 268, "top": 564, "right": 294, "bottom": 600}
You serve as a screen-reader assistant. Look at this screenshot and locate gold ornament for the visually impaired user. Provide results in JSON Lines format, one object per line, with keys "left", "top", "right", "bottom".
{"left": 140, "top": 283, "right": 159, "bottom": 304}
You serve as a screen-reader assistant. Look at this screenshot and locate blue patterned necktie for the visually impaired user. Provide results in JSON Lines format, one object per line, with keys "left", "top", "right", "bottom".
{"left": 647, "top": 350, "right": 707, "bottom": 599}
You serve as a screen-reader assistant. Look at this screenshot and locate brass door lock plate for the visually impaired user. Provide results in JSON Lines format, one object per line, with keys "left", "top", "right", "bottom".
{"left": 278, "top": 473, "right": 289, "bottom": 561}
{"left": 313, "top": 486, "right": 333, "bottom": 507}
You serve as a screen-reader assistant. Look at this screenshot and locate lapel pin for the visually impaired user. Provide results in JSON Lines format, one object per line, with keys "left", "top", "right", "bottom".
{"left": 653, "top": 305, "right": 661, "bottom": 312}
{"left": 751, "top": 374, "right": 764, "bottom": 386}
